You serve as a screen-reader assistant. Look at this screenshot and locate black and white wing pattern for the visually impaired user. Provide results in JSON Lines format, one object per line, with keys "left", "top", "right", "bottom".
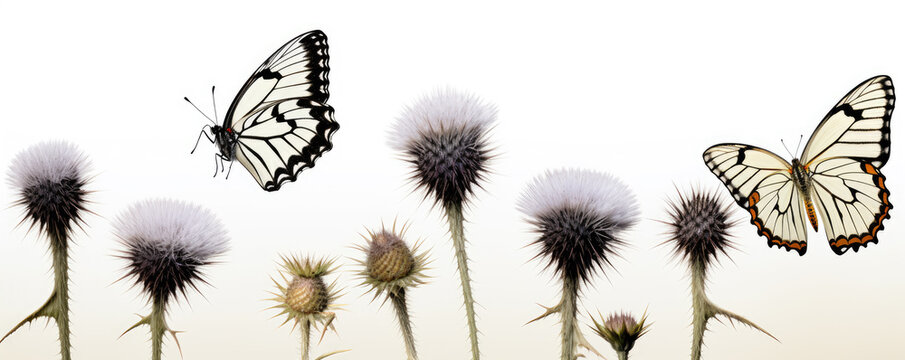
{"left": 703, "top": 144, "right": 810, "bottom": 254}
{"left": 226, "top": 30, "right": 339, "bottom": 191}
{"left": 801, "top": 76, "right": 894, "bottom": 254}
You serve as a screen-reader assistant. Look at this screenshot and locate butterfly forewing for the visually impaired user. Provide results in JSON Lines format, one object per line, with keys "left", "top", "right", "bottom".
{"left": 223, "top": 30, "right": 338, "bottom": 191}
{"left": 704, "top": 144, "right": 809, "bottom": 254}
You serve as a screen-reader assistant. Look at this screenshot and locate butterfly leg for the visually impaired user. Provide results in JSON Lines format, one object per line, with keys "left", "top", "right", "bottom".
{"left": 212, "top": 154, "right": 221, "bottom": 177}
{"left": 191, "top": 125, "right": 214, "bottom": 154}
{"left": 225, "top": 159, "right": 235, "bottom": 179}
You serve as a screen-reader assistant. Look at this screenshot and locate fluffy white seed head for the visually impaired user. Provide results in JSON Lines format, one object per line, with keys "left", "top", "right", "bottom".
{"left": 389, "top": 88, "right": 497, "bottom": 152}
{"left": 113, "top": 199, "right": 229, "bottom": 304}
{"left": 389, "top": 88, "right": 497, "bottom": 207}
{"left": 518, "top": 169, "right": 640, "bottom": 230}
{"left": 8, "top": 141, "right": 91, "bottom": 242}
{"left": 518, "top": 169, "right": 640, "bottom": 282}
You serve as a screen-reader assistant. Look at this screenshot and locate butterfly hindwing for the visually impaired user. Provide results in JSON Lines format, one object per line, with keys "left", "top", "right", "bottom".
{"left": 703, "top": 144, "right": 809, "bottom": 254}
{"left": 225, "top": 30, "right": 338, "bottom": 191}
{"left": 809, "top": 158, "right": 892, "bottom": 254}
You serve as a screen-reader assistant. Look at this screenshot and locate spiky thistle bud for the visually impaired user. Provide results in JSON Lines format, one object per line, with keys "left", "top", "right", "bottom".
{"left": 270, "top": 255, "right": 344, "bottom": 360}
{"left": 590, "top": 311, "right": 650, "bottom": 358}
{"left": 519, "top": 169, "right": 640, "bottom": 360}
{"left": 113, "top": 199, "right": 229, "bottom": 360}
{"left": 518, "top": 169, "right": 640, "bottom": 283}
{"left": 8, "top": 141, "right": 90, "bottom": 245}
{"left": 664, "top": 188, "right": 736, "bottom": 273}
{"left": 389, "top": 88, "right": 496, "bottom": 208}
{"left": 2, "top": 141, "right": 92, "bottom": 360}
{"left": 113, "top": 199, "right": 229, "bottom": 305}
{"left": 354, "top": 222, "right": 430, "bottom": 360}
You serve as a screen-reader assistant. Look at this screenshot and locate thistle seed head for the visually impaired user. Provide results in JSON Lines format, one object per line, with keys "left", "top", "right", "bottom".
{"left": 389, "top": 88, "right": 496, "bottom": 208}
{"left": 664, "top": 188, "right": 737, "bottom": 270}
{"left": 112, "top": 199, "right": 229, "bottom": 305}
{"left": 518, "top": 169, "right": 639, "bottom": 283}
{"left": 8, "top": 141, "right": 91, "bottom": 244}
{"left": 354, "top": 222, "right": 429, "bottom": 297}
{"left": 590, "top": 310, "right": 650, "bottom": 353}
{"left": 286, "top": 276, "right": 330, "bottom": 314}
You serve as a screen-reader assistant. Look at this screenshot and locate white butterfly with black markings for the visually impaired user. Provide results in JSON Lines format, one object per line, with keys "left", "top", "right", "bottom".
{"left": 190, "top": 30, "right": 338, "bottom": 191}
{"left": 704, "top": 75, "right": 893, "bottom": 255}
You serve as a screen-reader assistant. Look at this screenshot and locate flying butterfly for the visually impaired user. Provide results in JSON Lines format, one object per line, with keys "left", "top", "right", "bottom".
{"left": 189, "top": 30, "right": 339, "bottom": 191}
{"left": 703, "top": 75, "right": 893, "bottom": 255}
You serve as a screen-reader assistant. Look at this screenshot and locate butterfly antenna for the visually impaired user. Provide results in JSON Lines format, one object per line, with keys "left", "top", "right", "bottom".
{"left": 781, "top": 139, "right": 795, "bottom": 158}
{"left": 184, "top": 97, "right": 217, "bottom": 125}
{"left": 794, "top": 134, "right": 804, "bottom": 156}
{"left": 211, "top": 86, "right": 219, "bottom": 122}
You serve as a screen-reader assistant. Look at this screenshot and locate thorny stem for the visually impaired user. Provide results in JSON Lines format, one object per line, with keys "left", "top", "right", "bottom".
{"left": 301, "top": 317, "right": 312, "bottom": 360}
{"left": 389, "top": 288, "right": 418, "bottom": 360}
{"left": 690, "top": 259, "right": 777, "bottom": 360}
{"left": 150, "top": 299, "right": 167, "bottom": 360}
{"left": 445, "top": 202, "right": 480, "bottom": 360}
{"left": 0, "top": 232, "right": 72, "bottom": 360}
{"left": 560, "top": 275, "right": 578, "bottom": 360}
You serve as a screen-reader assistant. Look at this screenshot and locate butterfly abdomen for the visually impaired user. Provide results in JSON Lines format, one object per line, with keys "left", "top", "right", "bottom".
{"left": 791, "top": 159, "right": 819, "bottom": 231}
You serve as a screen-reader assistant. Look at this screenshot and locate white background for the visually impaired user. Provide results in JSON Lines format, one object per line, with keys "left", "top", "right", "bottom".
{"left": 1, "top": 1, "right": 904, "bottom": 359}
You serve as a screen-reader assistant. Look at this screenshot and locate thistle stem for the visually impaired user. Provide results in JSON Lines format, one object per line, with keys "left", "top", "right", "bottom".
{"left": 0, "top": 232, "right": 72, "bottom": 360}
{"left": 389, "top": 288, "right": 418, "bottom": 360}
{"left": 560, "top": 275, "right": 578, "bottom": 360}
{"left": 690, "top": 259, "right": 777, "bottom": 360}
{"left": 51, "top": 235, "right": 72, "bottom": 360}
{"left": 301, "top": 317, "right": 311, "bottom": 360}
{"left": 150, "top": 298, "right": 168, "bottom": 360}
{"left": 617, "top": 351, "right": 629, "bottom": 360}
{"left": 444, "top": 202, "right": 480, "bottom": 360}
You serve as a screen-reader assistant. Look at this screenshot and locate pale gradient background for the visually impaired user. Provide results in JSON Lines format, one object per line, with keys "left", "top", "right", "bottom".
{"left": 1, "top": 1, "right": 904, "bottom": 359}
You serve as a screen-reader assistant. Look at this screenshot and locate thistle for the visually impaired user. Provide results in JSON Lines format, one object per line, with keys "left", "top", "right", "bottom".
{"left": 389, "top": 88, "right": 495, "bottom": 360}
{"left": 269, "top": 255, "right": 346, "bottom": 360}
{"left": 353, "top": 221, "right": 430, "bottom": 360}
{"left": 663, "top": 188, "right": 777, "bottom": 360}
{"left": 113, "top": 199, "right": 229, "bottom": 360}
{"left": 518, "top": 169, "right": 640, "bottom": 360}
{"left": 2, "top": 141, "right": 92, "bottom": 360}
{"left": 589, "top": 311, "right": 650, "bottom": 360}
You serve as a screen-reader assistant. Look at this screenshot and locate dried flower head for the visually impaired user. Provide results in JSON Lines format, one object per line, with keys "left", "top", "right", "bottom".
{"left": 389, "top": 88, "right": 496, "bottom": 208}
{"left": 270, "top": 255, "right": 340, "bottom": 331}
{"left": 8, "top": 141, "right": 91, "bottom": 243}
{"left": 112, "top": 199, "right": 229, "bottom": 305}
{"left": 518, "top": 169, "right": 640, "bottom": 283}
{"left": 590, "top": 311, "right": 650, "bottom": 353}
{"left": 354, "top": 222, "right": 429, "bottom": 297}
{"left": 664, "top": 188, "right": 738, "bottom": 270}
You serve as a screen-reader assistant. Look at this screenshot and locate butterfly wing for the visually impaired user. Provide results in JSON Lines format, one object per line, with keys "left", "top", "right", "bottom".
{"left": 226, "top": 30, "right": 338, "bottom": 191}
{"left": 801, "top": 76, "right": 894, "bottom": 254}
{"left": 703, "top": 144, "right": 810, "bottom": 254}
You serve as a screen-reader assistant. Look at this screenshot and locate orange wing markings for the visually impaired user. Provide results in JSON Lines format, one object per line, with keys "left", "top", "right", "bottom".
{"left": 746, "top": 191, "right": 807, "bottom": 255}
{"left": 828, "top": 166, "right": 893, "bottom": 253}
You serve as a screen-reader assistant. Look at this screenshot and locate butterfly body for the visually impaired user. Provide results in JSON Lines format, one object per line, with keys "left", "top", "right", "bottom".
{"left": 705, "top": 76, "right": 894, "bottom": 255}
{"left": 195, "top": 30, "right": 338, "bottom": 191}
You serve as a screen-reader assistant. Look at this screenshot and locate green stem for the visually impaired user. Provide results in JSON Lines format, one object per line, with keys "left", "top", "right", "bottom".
{"left": 389, "top": 289, "right": 418, "bottom": 360}
{"left": 301, "top": 317, "right": 311, "bottom": 360}
{"left": 1, "top": 232, "right": 71, "bottom": 360}
{"left": 445, "top": 202, "right": 480, "bottom": 360}
{"left": 560, "top": 275, "right": 578, "bottom": 360}
{"left": 51, "top": 233, "right": 72, "bottom": 360}
{"left": 150, "top": 299, "right": 167, "bottom": 360}
{"left": 617, "top": 351, "right": 629, "bottom": 360}
{"left": 689, "top": 259, "right": 777, "bottom": 360}
{"left": 690, "top": 259, "right": 708, "bottom": 360}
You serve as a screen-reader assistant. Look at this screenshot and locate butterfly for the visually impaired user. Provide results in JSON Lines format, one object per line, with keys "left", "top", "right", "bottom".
{"left": 703, "top": 75, "right": 894, "bottom": 255}
{"left": 190, "top": 30, "right": 339, "bottom": 191}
